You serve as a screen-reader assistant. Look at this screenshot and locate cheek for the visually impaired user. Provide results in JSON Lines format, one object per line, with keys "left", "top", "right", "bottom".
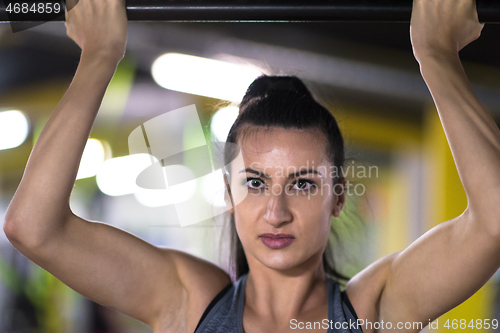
{"left": 291, "top": 186, "right": 335, "bottom": 218}
{"left": 233, "top": 205, "right": 256, "bottom": 245}
{"left": 300, "top": 209, "right": 332, "bottom": 238}
{"left": 293, "top": 196, "right": 334, "bottom": 238}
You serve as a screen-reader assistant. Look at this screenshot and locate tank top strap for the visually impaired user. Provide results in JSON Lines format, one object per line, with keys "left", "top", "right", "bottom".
{"left": 328, "top": 278, "right": 363, "bottom": 333}
{"left": 235, "top": 273, "right": 248, "bottom": 333}
{"left": 194, "top": 274, "right": 247, "bottom": 333}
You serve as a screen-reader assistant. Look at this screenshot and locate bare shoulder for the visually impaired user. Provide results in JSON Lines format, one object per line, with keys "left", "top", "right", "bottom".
{"left": 345, "top": 251, "right": 401, "bottom": 330}
{"left": 158, "top": 248, "right": 232, "bottom": 333}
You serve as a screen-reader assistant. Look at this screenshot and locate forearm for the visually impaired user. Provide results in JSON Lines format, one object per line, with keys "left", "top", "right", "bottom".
{"left": 4, "top": 51, "right": 119, "bottom": 245}
{"left": 419, "top": 53, "right": 500, "bottom": 222}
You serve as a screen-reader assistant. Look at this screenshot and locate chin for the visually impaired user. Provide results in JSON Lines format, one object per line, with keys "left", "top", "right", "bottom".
{"left": 256, "top": 249, "right": 309, "bottom": 272}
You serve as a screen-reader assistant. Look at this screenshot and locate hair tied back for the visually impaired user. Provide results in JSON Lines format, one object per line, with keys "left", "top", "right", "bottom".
{"left": 267, "top": 79, "right": 299, "bottom": 93}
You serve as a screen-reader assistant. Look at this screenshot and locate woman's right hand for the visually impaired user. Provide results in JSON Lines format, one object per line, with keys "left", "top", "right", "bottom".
{"left": 65, "top": 0, "right": 128, "bottom": 62}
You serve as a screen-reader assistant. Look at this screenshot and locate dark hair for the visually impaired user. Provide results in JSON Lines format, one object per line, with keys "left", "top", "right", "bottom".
{"left": 223, "top": 74, "right": 349, "bottom": 283}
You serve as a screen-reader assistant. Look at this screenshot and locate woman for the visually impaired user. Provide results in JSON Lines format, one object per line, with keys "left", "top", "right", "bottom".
{"left": 4, "top": 0, "right": 500, "bottom": 332}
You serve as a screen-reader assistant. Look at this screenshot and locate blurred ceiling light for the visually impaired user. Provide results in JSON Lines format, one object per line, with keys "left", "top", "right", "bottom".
{"left": 0, "top": 110, "right": 29, "bottom": 150}
{"left": 97, "top": 154, "right": 197, "bottom": 208}
{"left": 97, "top": 154, "right": 159, "bottom": 196}
{"left": 210, "top": 106, "right": 239, "bottom": 142}
{"left": 134, "top": 165, "right": 196, "bottom": 207}
{"left": 76, "top": 139, "right": 106, "bottom": 180}
{"left": 151, "top": 53, "right": 263, "bottom": 102}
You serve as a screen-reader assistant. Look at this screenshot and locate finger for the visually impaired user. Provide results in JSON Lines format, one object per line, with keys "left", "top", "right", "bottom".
{"left": 65, "top": 0, "right": 79, "bottom": 15}
{"left": 471, "top": 0, "right": 483, "bottom": 24}
{"left": 479, "top": 22, "right": 486, "bottom": 34}
{"left": 64, "top": 0, "right": 68, "bottom": 20}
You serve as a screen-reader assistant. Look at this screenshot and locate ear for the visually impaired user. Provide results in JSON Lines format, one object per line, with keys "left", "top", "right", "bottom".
{"left": 223, "top": 172, "right": 235, "bottom": 215}
{"left": 332, "top": 178, "right": 346, "bottom": 217}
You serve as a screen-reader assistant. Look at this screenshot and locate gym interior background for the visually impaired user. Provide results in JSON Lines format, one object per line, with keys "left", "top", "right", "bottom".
{"left": 1, "top": 14, "right": 500, "bottom": 333}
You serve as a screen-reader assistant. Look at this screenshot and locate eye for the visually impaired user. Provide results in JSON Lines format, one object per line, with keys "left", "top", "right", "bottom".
{"left": 291, "top": 179, "right": 317, "bottom": 192}
{"left": 244, "top": 178, "right": 267, "bottom": 191}
{"left": 242, "top": 178, "right": 317, "bottom": 193}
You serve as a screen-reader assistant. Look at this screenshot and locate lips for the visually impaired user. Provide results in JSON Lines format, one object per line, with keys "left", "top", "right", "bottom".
{"left": 259, "top": 233, "right": 295, "bottom": 249}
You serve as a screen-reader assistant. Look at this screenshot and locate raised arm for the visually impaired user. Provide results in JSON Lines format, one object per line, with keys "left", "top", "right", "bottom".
{"left": 3, "top": 0, "right": 230, "bottom": 331}
{"left": 346, "top": 1, "right": 500, "bottom": 332}
{"left": 4, "top": 0, "right": 128, "bottom": 239}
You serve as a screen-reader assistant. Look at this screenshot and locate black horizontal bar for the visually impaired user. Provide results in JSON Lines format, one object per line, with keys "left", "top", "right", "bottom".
{"left": 0, "top": 0, "right": 498, "bottom": 23}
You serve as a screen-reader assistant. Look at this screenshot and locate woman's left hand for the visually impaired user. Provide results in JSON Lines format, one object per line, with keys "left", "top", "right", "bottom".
{"left": 410, "top": 0, "right": 484, "bottom": 63}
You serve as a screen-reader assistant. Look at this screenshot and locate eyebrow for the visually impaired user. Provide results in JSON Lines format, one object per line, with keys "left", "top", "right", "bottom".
{"left": 239, "top": 168, "right": 321, "bottom": 179}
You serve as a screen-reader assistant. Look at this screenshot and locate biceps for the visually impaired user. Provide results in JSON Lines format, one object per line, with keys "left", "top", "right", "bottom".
{"left": 380, "top": 212, "right": 500, "bottom": 324}
{"left": 37, "top": 214, "right": 185, "bottom": 326}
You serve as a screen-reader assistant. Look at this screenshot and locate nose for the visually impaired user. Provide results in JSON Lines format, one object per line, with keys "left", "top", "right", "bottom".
{"left": 263, "top": 184, "right": 293, "bottom": 228}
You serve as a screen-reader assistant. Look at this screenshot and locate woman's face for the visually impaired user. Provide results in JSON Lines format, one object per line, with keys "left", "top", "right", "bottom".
{"left": 226, "top": 127, "right": 345, "bottom": 273}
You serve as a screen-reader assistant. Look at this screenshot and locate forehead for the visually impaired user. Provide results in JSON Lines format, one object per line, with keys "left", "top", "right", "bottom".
{"left": 236, "top": 127, "right": 330, "bottom": 172}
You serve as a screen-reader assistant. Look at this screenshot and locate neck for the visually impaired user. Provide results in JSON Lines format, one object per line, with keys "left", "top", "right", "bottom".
{"left": 244, "top": 253, "right": 328, "bottom": 324}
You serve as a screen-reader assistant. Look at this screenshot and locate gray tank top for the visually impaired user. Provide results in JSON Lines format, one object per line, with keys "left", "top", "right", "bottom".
{"left": 194, "top": 274, "right": 362, "bottom": 333}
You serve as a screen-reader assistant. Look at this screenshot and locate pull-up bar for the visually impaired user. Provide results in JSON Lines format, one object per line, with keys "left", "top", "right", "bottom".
{"left": 1, "top": 0, "right": 499, "bottom": 23}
